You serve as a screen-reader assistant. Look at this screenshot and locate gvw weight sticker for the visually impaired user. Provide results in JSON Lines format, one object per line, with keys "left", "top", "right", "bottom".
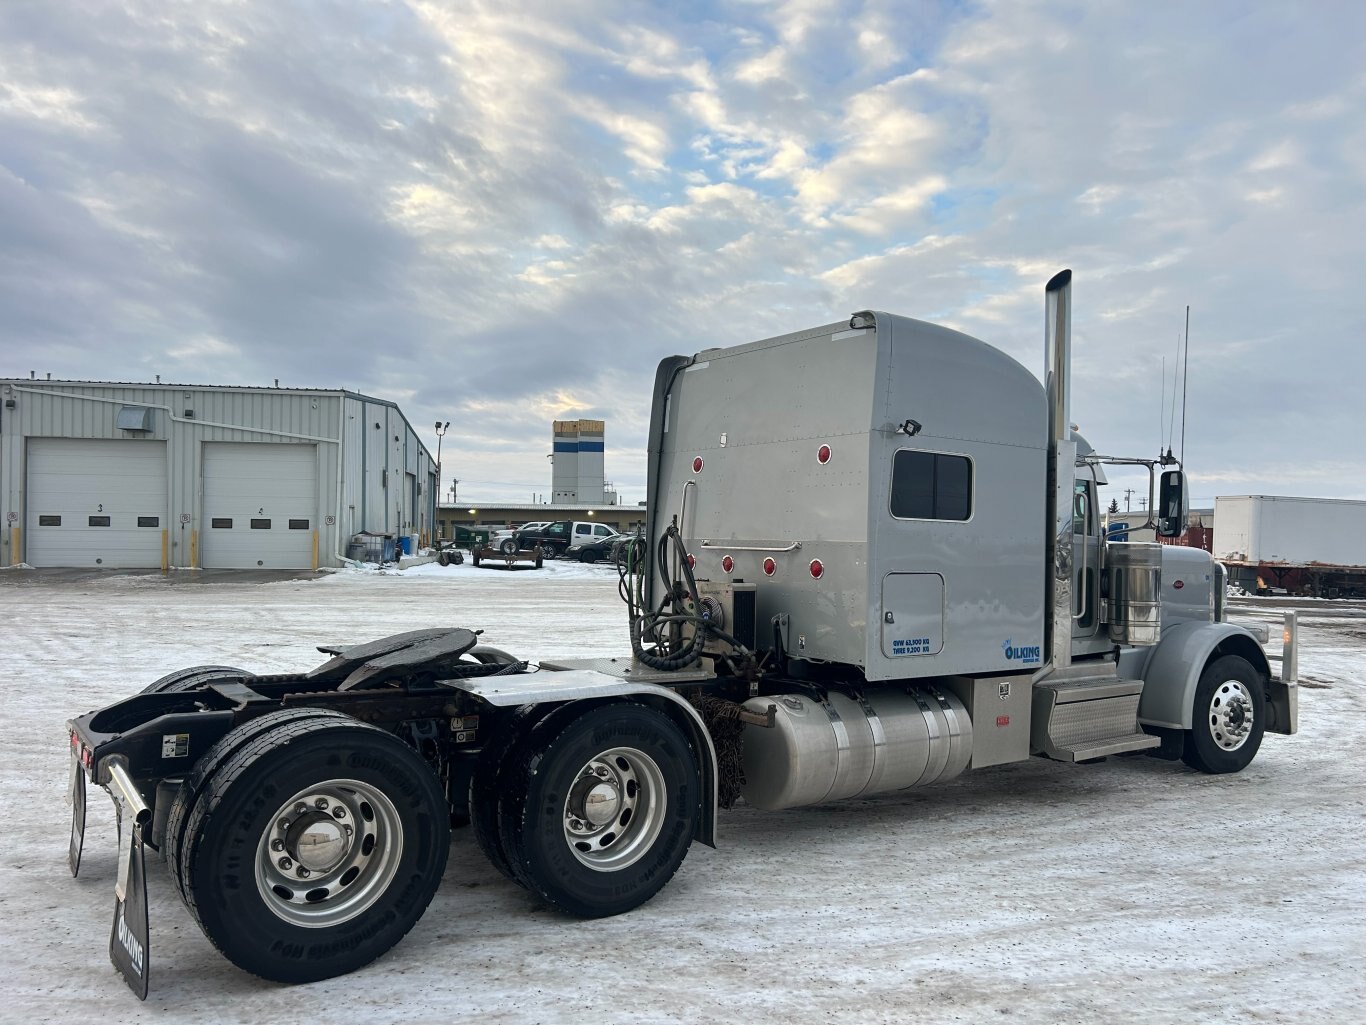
{"left": 1002, "top": 638, "right": 1041, "bottom": 665}
{"left": 891, "top": 637, "right": 932, "bottom": 656}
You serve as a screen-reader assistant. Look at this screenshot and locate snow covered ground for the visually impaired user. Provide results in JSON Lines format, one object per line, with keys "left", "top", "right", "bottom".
{"left": 2, "top": 564, "right": 1363, "bottom": 1024}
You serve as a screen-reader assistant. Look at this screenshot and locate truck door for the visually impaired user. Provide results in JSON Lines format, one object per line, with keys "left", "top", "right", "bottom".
{"left": 1072, "top": 479, "right": 1101, "bottom": 641}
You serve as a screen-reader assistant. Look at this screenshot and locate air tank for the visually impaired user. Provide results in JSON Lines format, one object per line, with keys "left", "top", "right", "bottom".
{"left": 740, "top": 687, "right": 973, "bottom": 811}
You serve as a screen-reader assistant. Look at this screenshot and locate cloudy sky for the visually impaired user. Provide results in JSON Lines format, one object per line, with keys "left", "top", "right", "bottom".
{"left": 3, "top": 0, "right": 1363, "bottom": 510}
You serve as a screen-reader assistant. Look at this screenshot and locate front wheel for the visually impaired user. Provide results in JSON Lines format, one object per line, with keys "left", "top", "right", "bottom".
{"left": 1182, "top": 655, "right": 1266, "bottom": 774}
{"left": 498, "top": 702, "right": 698, "bottom": 918}
{"left": 171, "top": 710, "right": 450, "bottom": 982}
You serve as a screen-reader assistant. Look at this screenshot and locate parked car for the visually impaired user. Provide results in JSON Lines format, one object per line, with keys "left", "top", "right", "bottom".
{"left": 487, "top": 521, "right": 551, "bottom": 552}
{"left": 566, "top": 532, "right": 626, "bottom": 563}
{"left": 508, "top": 519, "right": 617, "bottom": 557}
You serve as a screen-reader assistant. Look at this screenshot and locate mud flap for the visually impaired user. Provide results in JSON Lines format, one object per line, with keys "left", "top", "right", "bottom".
{"left": 110, "top": 809, "right": 150, "bottom": 999}
{"left": 68, "top": 752, "right": 86, "bottom": 878}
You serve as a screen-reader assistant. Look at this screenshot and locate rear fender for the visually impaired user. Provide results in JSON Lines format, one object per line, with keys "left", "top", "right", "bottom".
{"left": 1138, "top": 621, "right": 1273, "bottom": 730}
{"left": 447, "top": 671, "right": 719, "bottom": 848}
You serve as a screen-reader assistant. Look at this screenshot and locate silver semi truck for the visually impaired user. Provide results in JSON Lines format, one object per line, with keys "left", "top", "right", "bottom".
{"left": 67, "top": 270, "right": 1298, "bottom": 997}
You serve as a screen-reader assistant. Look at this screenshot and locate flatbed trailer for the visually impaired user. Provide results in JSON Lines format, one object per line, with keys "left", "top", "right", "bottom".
{"left": 469, "top": 545, "right": 545, "bottom": 569}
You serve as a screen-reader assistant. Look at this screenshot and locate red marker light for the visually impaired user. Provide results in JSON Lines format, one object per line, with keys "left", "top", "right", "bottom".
{"left": 721, "top": 555, "right": 734, "bottom": 573}
{"left": 763, "top": 557, "right": 776, "bottom": 576}
{"left": 686, "top": 554, "right": 695, "bottom": 569}
{"left": 692, "top": 456, "right": 704, "bottom": 473}
{"left": 817, "top": 444, "right": 831, "bottom": 464}
{"left": 1173, "top": 580, "right": 1185, "bottom": 590}
{"left": 809, "top": 559, "right": 824, "bottom": 579}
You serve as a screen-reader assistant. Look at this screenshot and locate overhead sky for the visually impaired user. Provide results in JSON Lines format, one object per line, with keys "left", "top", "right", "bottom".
{"left": 3, "top": 1, "right": 1363, "bottom": 511}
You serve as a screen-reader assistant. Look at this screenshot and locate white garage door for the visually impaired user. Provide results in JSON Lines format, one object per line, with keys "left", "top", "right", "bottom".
{"left": 26, "top": 438, "right": 168, "bottom": 568}
{"left": 201, "top": 443, "right": 318, "bottom": 569}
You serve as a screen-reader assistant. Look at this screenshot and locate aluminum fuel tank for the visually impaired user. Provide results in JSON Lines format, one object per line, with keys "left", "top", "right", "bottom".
{"left": 1105, "top": 541, "right": 1163, "bottom": 646}
{"left": 740, "top": 687, "right": 972, "bottom": 811}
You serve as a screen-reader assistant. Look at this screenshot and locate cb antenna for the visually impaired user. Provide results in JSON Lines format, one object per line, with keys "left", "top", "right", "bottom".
{"left": 1179, "top": 305, "right": 1190, "bottom": 464}
{"left": 1159, "top": 355, "right": 1165, "bottom": 457}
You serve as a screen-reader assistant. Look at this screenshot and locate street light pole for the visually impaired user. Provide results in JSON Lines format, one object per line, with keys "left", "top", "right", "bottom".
{"left": 434, "top": 421, "right": 450, "bottom": 500}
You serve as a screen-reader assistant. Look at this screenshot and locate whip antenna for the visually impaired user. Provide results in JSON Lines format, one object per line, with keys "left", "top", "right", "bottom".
{"left": 1179, "top": 305, "right": 1190, "bottom": 463}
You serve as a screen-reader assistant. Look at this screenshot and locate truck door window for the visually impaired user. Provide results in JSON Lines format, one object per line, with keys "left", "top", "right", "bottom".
{"left": 1072, "top": 481, "right": 1097, "bottom": 629}
{"left": 890, "top": 450, "right": 972, "bottom": 521}
{"left": 1073, "top": 482, "right": 1092, "bottom": 534}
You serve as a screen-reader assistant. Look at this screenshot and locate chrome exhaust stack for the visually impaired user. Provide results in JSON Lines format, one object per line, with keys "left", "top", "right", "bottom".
{"left": 1044, "top": 269, "right": 1075, "bottom": 670}
{"left": 1045, "top": 269, "right": 1072, "bottom": 446}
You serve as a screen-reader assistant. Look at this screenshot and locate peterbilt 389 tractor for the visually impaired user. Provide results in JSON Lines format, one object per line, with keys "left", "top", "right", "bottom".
{"left": 66, "top": 270, "right": 1298, "bottom": 997}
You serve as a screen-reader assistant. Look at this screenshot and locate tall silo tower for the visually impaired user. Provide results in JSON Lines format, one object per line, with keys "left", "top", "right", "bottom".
{"left": 551, "top": 419, "right": 605, "bottom": 503}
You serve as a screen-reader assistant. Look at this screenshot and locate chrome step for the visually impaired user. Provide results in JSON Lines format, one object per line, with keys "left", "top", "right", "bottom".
{"left": 1031, "top": 675, "right": 1160, "bottom": 762}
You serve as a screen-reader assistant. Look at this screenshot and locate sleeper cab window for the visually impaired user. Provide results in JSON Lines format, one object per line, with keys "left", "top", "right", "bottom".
{"left": 890, "top": 449, "right": 973, "bottom": 521}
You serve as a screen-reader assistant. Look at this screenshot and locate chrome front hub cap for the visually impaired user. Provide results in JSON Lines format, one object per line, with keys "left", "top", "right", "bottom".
{"left": 256, "top": 779, "right": 403, "bottom": 928}
{"left": 562, "top": 747, "right": 666, "bottom": 872}
{"left": 1209, "top": 680, "right": 1255, "bottom": 752}
{"left": 289, "top": 814, "right": 348, "bottom": 873}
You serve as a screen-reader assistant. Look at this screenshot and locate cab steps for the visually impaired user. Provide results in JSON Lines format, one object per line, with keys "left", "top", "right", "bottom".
{"left": 1030, "top": 662, "right": 1161, "bottom": 762}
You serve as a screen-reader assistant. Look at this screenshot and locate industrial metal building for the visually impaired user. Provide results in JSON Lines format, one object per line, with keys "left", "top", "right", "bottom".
{"left": 0, "top": 378, "right": 435, "bottom": 570}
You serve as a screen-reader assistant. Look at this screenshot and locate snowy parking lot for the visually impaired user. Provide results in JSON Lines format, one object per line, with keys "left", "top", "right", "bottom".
{"left": 2, "top": 562, "right": 1363, "bottom": 1024}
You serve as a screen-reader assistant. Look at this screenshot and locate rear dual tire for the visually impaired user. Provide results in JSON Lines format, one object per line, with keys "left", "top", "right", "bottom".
{"left": 491, "top": 703, "right": 699, "bottom": 918}
{"left": 141, "top": 664, "right": 249, "bottom": 695}
{"left": 167, "top": 710, "right": 449, "bottom": 983}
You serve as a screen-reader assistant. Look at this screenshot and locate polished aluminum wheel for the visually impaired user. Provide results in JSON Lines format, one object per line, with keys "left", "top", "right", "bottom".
{"left": 1208, "top": 679, "right": 1255, "bottom": 752}
{"left": 562, "top": 747, "right": 667, "bottom": 872}
{"left": 254, "top": 779, "right": 403, "bottom": 928}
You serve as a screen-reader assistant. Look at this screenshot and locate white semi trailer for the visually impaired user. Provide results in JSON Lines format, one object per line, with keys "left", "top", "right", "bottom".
{"left": 1214, "top": 494, "right": 1366, "bottom": 597}
{"left": 66, "top": 270, "right": 1298, "bottom": 998}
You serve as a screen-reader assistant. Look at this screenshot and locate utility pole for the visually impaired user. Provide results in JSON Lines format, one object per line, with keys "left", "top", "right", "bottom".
{"left": 449, "top": 480, "right": 458, "bottom": 504}
{"left": 1124, "top": 488, "right": 1134, "bottom": 512}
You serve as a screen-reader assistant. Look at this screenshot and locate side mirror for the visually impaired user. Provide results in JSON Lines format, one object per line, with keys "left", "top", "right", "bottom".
{"left": 1157, "top": 469, "right": 1188, "bottom": 538}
